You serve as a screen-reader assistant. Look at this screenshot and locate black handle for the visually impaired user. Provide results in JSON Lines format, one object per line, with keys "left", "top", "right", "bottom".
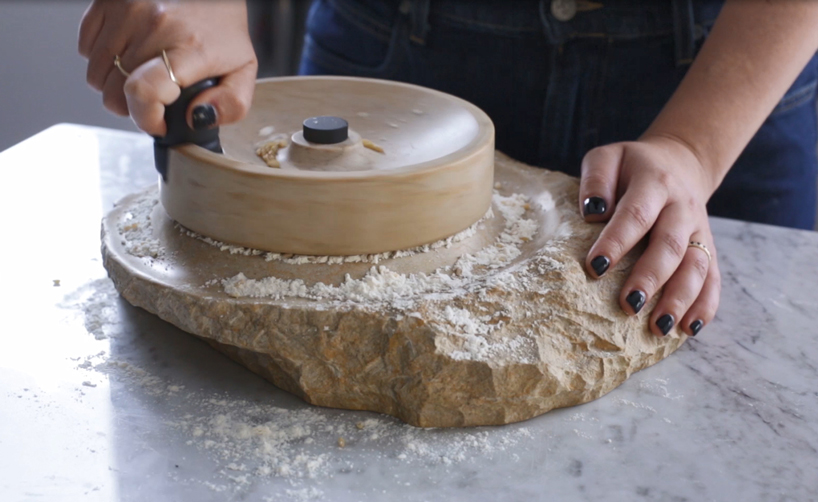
{"left": 154, "top": 78, "right": 222, "bottom": 181}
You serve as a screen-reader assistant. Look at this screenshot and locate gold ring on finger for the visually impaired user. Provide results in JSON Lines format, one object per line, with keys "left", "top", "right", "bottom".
{"left": 688, "top": 241, "right": 712, "bottom": 263}
{"left": 161, "top": 50, "right": 180, "bottom": 85}
{"left": 114, "top": 55, "right": 130, "bottom": 78}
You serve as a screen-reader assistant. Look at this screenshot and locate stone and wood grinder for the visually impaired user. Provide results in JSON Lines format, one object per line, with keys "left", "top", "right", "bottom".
{"left": 153, "top": 76, "right": 496, "bottom": 256}
{"left": 102, "top": 76, "right": 686, "bottom": 428}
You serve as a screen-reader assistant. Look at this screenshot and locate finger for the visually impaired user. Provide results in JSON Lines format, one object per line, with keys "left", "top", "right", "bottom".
{"left": 579, "top": 144, "right": 622, "bottom": 223}
{"left": 101, "top": 68, "right": 129, "bottom": 116}
{"left": 155, "top": 47, "right": 257, "bottom": 127}
{"left": 618, "top": 202, "right": 695, "bottom": 316}
{"left": 648, "top": 232, "right": 712, "bottom": 336}
{"left": 124, "top": 57, "right": 182, "bottom": 136}
{"left": 109, "top": 41, "right": 157, "bottom": 119}
{"left": 87, "top": 25, "right": 129, "bottom": 91}
{"left": 585, "top": 179, "right": 665, "bottom": 279}
{"left": 681, "top": 243, "right": 721, "bottom": 337}
{"left": 78, "top": 2, "right": 104, "bottom": 58}
{"left": 187, "top": 60, "right": 258, "bottom": 129}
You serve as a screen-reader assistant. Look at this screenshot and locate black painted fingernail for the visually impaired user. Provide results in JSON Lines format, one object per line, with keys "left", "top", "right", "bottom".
{"left": 192, "top": 104, "right": 217, "bottom": 130}
{"left": 689, "top": 319, "right": 703, "bottom": 336}
{"left": 626, "top": 290, "right": 646, "bottom": 314}
{"left": 583, "top": 197, "right": 607, "bottom": 216}
{"left": 656, "top": 314, "right": 675, "bottom": 336}
{"left": 591, "top": 256, "right": 610, "bottom": 277}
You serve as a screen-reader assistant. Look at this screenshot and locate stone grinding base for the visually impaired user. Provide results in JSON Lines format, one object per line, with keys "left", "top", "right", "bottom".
{"left": 102, "top": 153, "right": 686, "bottom": 428}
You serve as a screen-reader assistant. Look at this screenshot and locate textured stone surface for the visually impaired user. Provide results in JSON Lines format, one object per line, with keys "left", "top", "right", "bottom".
{"left": 102, "top": 153, "right": 686, "bottom": 427}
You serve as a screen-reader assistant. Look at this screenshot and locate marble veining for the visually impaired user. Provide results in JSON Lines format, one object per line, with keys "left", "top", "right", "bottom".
{"left": 1, "top": 125, "right": 817, "bottom": 501}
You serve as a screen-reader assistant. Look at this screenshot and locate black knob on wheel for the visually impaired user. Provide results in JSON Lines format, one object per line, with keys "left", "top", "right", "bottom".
{"left": 154, "top": 78, "right": 223, "bottom": 181}
{"left": 303, "top": 116, "right": 349, "bottom": 144}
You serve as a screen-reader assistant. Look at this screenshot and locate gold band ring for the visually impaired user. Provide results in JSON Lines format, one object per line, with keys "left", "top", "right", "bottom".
{"left": 114, "top": 55, "right": 130, "bottom": 78}
{"left": 688, "top": 241, "right": 712, "bottom": 263}
{"left": 161, "top": 50, "right": 179, "bottom": 85}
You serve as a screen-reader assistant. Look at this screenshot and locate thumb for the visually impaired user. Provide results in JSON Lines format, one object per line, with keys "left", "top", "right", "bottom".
{"left": 578, "top": 144, "right": 623, "bottom": 223}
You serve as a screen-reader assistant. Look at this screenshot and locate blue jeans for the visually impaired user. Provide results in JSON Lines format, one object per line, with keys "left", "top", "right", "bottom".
{"left": 299, "top": 0, "right": 818, "bottom": 229}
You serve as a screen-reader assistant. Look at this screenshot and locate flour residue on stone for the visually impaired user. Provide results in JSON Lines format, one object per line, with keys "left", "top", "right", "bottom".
{"left": 176, "top": 206, "right": 494, "bottom": 265}
{"left": 436, "top": 305, "right": 537, "bottom": 362}
{"left": 118, "top": 194, "right": 163, "bottom": 259}
{"left": 223, "top": 192, "right": 538, "bottom": 304}
{"left": 218, "top": 191, "right": 551, "bottom": 364}
{"left": 121, "top": 189, "right": 568, "bottom": 364}
{"left": 452, "top": 193, "right": 537, "bottom": 277}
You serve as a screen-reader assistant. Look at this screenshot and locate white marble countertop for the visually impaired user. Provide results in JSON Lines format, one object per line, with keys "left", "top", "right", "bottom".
{"left": 2, "top": 124, "right": 817, "bottom": 502}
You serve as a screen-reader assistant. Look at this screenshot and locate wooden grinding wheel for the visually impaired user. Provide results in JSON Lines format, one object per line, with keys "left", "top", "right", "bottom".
{"left": 160, "top": 76, "right": 495, "bottom": 256}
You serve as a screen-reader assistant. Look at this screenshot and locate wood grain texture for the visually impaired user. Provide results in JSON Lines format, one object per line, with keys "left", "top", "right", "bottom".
{"left": 162, "top": 76, "right": 495, "bottom": 255}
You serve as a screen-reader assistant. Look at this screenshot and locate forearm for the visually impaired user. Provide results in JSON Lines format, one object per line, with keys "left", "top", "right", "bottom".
{"left": 643, "top": 0, "right": 818, "bottom": 193}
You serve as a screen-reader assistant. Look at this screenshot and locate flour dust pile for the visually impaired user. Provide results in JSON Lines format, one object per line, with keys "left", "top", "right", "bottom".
{"left": 103, "top": 152, "right": 686, "bottom": 428}
{"left": 68, "top": 296, "right": 533, "bottom": 500}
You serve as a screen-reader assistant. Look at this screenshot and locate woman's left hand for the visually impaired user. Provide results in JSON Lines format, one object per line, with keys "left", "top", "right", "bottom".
{"left": 578, "top": 135, "right": 722, "bottom": 337}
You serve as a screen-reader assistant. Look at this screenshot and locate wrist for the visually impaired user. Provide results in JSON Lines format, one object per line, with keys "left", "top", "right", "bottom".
{"left": 638, "top": 131, "right": 721, "bottom": 197}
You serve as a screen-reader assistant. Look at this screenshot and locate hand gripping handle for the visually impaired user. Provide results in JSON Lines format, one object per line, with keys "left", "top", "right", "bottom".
{"left": 153, "top": 78, "right": 222, "bottom": 181}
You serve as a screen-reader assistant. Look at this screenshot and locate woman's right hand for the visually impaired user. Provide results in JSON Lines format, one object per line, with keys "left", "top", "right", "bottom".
{"left": 79, "top": 0, "right": 258, "bottom": 136}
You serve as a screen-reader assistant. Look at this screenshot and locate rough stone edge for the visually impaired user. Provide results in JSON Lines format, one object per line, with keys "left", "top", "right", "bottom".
{"left": 101, "top": 158, "right": 686, "bottom": 428}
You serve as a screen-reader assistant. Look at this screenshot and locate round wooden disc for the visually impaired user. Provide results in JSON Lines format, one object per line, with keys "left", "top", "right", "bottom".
{"left": 162, "top": 76, "right": 495, "bottom": 256}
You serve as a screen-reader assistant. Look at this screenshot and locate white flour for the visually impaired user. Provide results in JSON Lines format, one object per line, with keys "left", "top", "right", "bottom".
{"left": 122, "top": 189, "right": 565, "bottom": 364}
{"left": 74, "top": 334, "right": 532, "bottom": 499}
{"left": 177, "top": 206, "right": 494, "bottom": 265}
{"left": 217, "top": 191, "right": 549, "bottom": 363}
{"left": 222, "top": 193, "right": 537, "bottom": 305}
{"left": 119, "top": 198, "right": 164, "bottom": 259}
{"left": 75, "top": 184, "right": 557, "bottom": 498}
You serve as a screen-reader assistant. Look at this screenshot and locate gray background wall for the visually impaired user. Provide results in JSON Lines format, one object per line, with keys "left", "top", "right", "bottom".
{"left": 0, "top": 2, "right": 138, "bottom": 151}
{"left": 0, "top": 0, "right": 309, "bottom": 152}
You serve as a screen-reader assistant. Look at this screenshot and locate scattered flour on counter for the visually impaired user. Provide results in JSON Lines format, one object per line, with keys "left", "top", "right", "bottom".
{"left": 65, "top": 269, "right": 539, "bottom": 499}
{"left": 271, "top": 487, "right": 325, "bottom": 502}
{"left": 58, "top": 278, "right": 121, "bottom": 340}
{"left": 79, "top": 349, "right": 533, "bottom": 499}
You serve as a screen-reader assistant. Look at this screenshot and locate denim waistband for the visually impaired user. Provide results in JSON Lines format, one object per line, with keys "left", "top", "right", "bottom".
{"left": 334, "top": 0, "right": 723, "bottom": 40}
{"left": 331, "top": 0, "right": 724, "bottom": 65}
{"left": 435, "top": 0, "right": 678, "bottom": 38}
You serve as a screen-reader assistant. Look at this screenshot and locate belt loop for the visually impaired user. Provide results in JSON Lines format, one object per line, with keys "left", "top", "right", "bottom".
{"left": 671, "top": 0, "right": 695, "bottom": 66}
{"left": 405, "top": 0, "right": 431, "bottom": 45}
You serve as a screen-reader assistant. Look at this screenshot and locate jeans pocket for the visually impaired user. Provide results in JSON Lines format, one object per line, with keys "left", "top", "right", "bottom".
{"left": 300, "top": 0, "right": 402, "bottom": 78}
